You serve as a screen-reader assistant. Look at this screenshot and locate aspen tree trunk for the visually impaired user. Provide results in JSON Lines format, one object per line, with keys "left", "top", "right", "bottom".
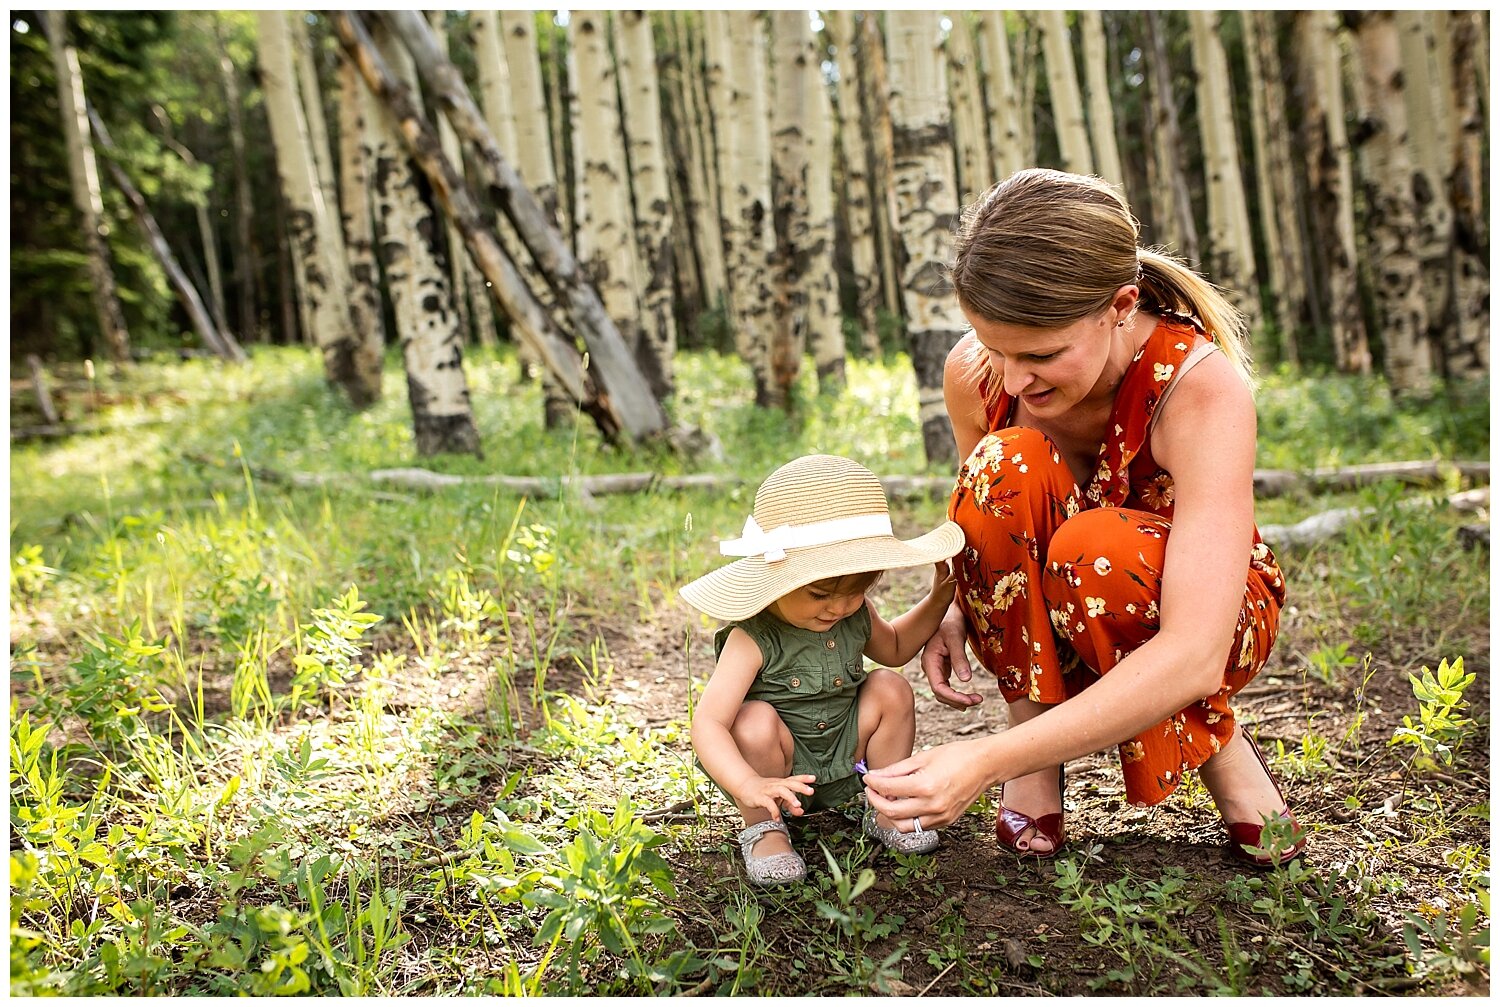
{"left": 342, "top": 11, "right": 668, "bottom": 442}
{"left": 1079, "top": 11, "right": 1123, "bottom": 186}
{"left": 42, "top": 10, "right": 131, "bottom": 370}
{"left": 1445, "top": 12, "right": 1489, "bottom": 380}
{"left": 1349, "top": 12, "right": 1431, "bottom": 394}
{"left": 149, "top": 105, "right": 231, "bottom": 338}
{"left": 770, "top": 10, "right": 810, "bottom": 402}
{"left": 290, "top": 13, "right": 345, "bottom": 266}
{"left": 258, "top": 10, "right": 374, "bottom": 402}
{"left": 946, "top": 14, "right": 990, "bottom": 202}
{"left": 615, "top": 10, "right": 677, "bottom": 398}
{"left": 706, "top": 10, "right": 777, "bottom": 406}
{"left": 1013, "top": 14, "right": 1040, "bottom": 167}
{"left": 336, "top": 51, "right": 387, "bottom": 398}
{"left": 886, "top": 11, "right": 968, "bottom": 466}
{"left": 1143, "top": 14, "right": 1198, "bottom": 261}
{"left": 1242, "top": 12, "right": 1296, "bottom": 364}
{"left": 1396, "top": 11, "right": 1456, "bottom": 373}
{"left": 1039, "top": 11, "right": 1093, "bottom": 175}
{"left": 1292, "top": 11, "right": 1370, "bottom": 374}
{"left": 361, "top": 19, "right": 482, "bottom": 451}
{"left": 497, "top": 9, "right": 576, "bottom": 426}
{"left": 1248, "top": 12, "right": 1308, "bottom": 364}
{"left": 569, "top": 12, "right": 661, "bottom": 400}
{"left": 652, "top": 13, "right": 701, "bottom": 324}
{"left": 548, "top": 23, "right": 574, "bottom": 243}
{"left": 216, "top": 19, "right": 258, "bottom": 343}
{"left": 671, "top": 12, "right": 728, "bottom": 309}
{"left": 976, "top": 12, "right": 1023, "bottom": 182}
{"left": 827, "top": 10, "right": 880, "bottom": 353}
{"left": 428, "top": 12, "right": 477, "bottom": 348}
{"left": 1189, "top": 11, "right": 1262, "bottom": 333}
{"left": 804, "top": 38, "right": 844, "bottom": 393}
{"left": 272, "top": 190, "right": 299, "bottom": 345}
{"left": 858, "top": 13, "right": 904, "bottom": 322}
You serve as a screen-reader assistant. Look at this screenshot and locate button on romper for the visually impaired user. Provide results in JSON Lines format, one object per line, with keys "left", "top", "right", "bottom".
{"left": 950, "top": 316, "right": 1287, "bottom": 807}
{"left": 711, "top": 603, "right": 874, "bottom": 811}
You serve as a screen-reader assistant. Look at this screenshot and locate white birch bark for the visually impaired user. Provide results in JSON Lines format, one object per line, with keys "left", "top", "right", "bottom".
{"left": 827, "top": 10, "right": 880, "bottom": 352}
{"left": 364, "top": 20, "right": 482, "bottom": 452}
{"left": 1013, "top": 14, "right": 1040, "bottom": 166}
{"left": 42, "top": 10, "right": 130, "bottom": 368}
{"left": 770, "top": 10, "right": 810, "bottom": 401}
{"left": 945, "top": 13, "right": 990, "bottom": 202}
{"left": 671, "top": 11, "right": 728, "bottom": 308}
{"left": 1242, "top": 12, "right": 1297, "bottom": 363}
{"left": 1445, "top": 11, "right": 1489, "bottom": 380}
{"left": 259, "top": 10, "right": 372, "bottom": 401}
{"left": 615, "top": 10, "right": 677, "bottom": 398}
{"left": 1079, "top": 11, "right": 1123, "bottom": 186}
{"left": 1039, "top": 11, "right": 1093, "bottom": 175}
{"left": 859, "top": 12, "right": 904, "bottom": 321}
{"left": 336, "top": 51, "right": 386, "bottom": 397}
{"left": 1350, "top": 12, "right": 1431, "bottom": 394}
{"left": 570, "top": 12, "right": 659, "bottom": 397}
{"left": 706, "top": 10, "right": 777, "bottom": 406}
{"left": 886, "top": 11, "right": 968, "bottom": 465}
{"left": 802, "top": 15, "right": 843, "bottom": 391}
{"left": 428, "top": 11, "right": 481, "bottom": 348}
{"left": 976, "top": 11, "right": 1023, "bottom": 182}
{"left": 290, "top": 12, "right": 345, "bottom": 266}
{"left": 1189, "top": 11, "right": 1262, "bottom": 331}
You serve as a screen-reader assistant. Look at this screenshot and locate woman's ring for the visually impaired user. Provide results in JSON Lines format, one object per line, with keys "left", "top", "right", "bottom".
{"left": 913, "top": 817, "right": 924, "bottom": 834}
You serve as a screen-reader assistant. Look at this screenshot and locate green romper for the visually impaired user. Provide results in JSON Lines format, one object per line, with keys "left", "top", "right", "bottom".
{"left": 711, "top": 603, "right": 873, "bottom": 811}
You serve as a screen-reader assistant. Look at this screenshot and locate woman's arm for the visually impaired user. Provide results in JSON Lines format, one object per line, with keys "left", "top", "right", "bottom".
{"left": 864, "top": 562, "right": 957, "bottom": 667}
{"left": 691, "top": 628, "right": 817, "bottom": 819}
{"left": 865, "top": 356, "right": 1258, "bottom": 828}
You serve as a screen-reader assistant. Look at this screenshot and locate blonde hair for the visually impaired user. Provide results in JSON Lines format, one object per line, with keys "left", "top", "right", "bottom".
{"left": 951, "top": 169, "right": 1255, "bottom": 390}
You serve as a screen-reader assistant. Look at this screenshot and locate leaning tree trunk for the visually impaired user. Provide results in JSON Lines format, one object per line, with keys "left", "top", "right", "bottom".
{"left": 859, "top": 13, "right": 904, "bottom": 322}
{"left": 1292, "top": 11, "right": 1370, "bottom": 375}
{"left": 216, "top": 19, "right": 258, "bottom": 344}
{"left": 494, "top": 9, "right": 574, "bottom": 428}
{"left": 706, "top": 10, "right": 777, "bottom": 407}
{"left": 885, "top": 12, "right": 968, "bottom": 467}
{"left": 1444, "top": 11, "right": 1489, "bottom": 380}
{"left": 42, "top": 10, "right": 130, "bottom": 370}
{"left": 1143, "top": 13, "right": 1199, "bottom": 261}
{"left": 1396, "top": 12, "right": 1456, "bottom": 378}
{"left": 1079, "top": 11, "right": 1124, "bottom": 186}
{"left": 361, "top": 18, "right": 482, "bottom": 453}
{"left": 1189, "top": 11, "right": 1262, "bottom": 335}
{"left": 827, "top": 10, "right": 880, "bottom": 353}
{"left": 570, "top": 12, "right": 661, "bottom": 399}
{"left": 615, "top": 10, "right": 677, "bottom": 399}
{"left": 976, "top": 12, "right": 1024, "bottom": 182}
{"left": 946, "top": 14, "right": 989, "bottom": 202}
{"left": 258, "top": 10, "right": 375, "bottom": 404}
{"left": 1349, "top": 12, "right": 1431, "bottom": 395}
{"left": 769, "top": 10, "right": 811, "bottom": 404}
{"left": 364, "top": 9, "right": 670, "bottom": 441}
{"left": 336, "top": 50, "right": 387, "bottom": 399}
{"left": 1039, "top": 11, "right": 1093, "bottom": 175}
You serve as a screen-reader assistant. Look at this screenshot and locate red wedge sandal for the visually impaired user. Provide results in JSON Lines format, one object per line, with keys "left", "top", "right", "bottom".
{"left": 1224, "top": 733, "right": 1307, "bottom": 868}
{"left": 995, "top": 765, "right": 1066, "bottom": 858}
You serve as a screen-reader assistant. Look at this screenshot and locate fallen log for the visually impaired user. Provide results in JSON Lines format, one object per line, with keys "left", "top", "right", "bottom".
{"left": 1259, "top": 488, "right": 1489, "bottom": 548}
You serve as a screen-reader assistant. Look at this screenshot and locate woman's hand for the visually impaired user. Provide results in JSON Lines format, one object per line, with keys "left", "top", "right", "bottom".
{"left": 734, "top": 774, "right": 817, "bottom": 820}
{"left": 861, "top": 740, "right": 996, "bottom": 831}
{"left": 920, "top": 603, "right": 984, "bottom": 710}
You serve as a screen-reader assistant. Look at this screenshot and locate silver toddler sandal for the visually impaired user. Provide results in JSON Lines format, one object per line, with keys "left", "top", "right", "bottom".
{"left": 738, "top": 819, "right": 807, "bottom": 886}
{"left": 862, "top": 807, "right": 940, "bottom": 854}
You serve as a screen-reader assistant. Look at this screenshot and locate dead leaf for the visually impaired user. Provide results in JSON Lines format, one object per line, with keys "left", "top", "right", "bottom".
{"left": 872, "top": 978, "right": 917, "bottom": 996}
{"left": 1003, "top": 938, "right": 1029, "bottom": 970}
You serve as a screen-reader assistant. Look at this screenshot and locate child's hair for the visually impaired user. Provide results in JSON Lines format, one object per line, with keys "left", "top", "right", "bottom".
{"left": 950, "top": 168, "right": 1254, "bottom": 405}
{"left": 803, "top": 570, "right": 883, "bottom": 596}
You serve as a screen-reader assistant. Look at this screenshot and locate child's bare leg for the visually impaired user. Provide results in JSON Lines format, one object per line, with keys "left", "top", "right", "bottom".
{"left": 855, "top": 669, "right": 917, "bottom": 830}
{"left": 730, "top": 700, "right": 797, "bottom": 856}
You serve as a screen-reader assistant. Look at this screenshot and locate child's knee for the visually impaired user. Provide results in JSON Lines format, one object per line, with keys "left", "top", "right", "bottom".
{"left": 730, "top": 700, "right": 793, "bottom": 751}
{"left": 860, "top": 668, "right": 915, "bottom": 716}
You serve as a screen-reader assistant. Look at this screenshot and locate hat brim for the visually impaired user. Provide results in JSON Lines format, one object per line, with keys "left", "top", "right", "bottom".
{"left": 678, "top": 521, "right": 965, "bottom": 622}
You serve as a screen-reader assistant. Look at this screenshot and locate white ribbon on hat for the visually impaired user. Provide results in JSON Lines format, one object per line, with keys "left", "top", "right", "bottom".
{"left": 720, "top": 513, "right": 893, "bottom": 563}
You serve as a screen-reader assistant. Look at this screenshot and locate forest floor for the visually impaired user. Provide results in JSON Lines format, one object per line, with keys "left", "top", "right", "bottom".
{"left": 8, "top": 348, "right": 1491, "bottom": 995}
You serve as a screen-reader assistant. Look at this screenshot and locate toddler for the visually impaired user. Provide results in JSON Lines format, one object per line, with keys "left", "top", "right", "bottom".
{"left": 680, "top": 455, "right": 963, "bottom": 885}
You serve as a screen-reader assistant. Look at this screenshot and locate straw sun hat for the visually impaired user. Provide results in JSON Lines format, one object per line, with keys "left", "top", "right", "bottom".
{"left": 679, "top": 455, "right": 964, "bottom": 622}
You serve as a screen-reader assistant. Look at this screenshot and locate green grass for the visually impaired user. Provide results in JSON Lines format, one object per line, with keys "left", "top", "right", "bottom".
{"left": 9, "top": 345, "right": 1490, "bottom": 994}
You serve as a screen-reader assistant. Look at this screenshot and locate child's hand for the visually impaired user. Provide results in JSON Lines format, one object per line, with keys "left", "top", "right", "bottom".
{"left": 931, "top": 560, "right": 957, "bottom": 606}
{"left": 736, "top": 774, "right": 817, "bottom": 820}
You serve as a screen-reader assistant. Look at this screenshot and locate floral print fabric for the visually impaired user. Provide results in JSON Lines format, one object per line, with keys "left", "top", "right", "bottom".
{"left": 953, "top": 318, "right": 1287, "bottom": 807}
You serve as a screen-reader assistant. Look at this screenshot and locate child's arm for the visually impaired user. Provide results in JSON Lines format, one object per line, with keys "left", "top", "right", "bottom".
{"left": 691, "top": 627, "right": 817, "bottom": 820}
{"left": 864, "top": 561, "right": 958, "bottom": 668}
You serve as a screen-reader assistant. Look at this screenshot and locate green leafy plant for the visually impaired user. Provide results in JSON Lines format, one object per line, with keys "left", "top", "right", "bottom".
{"left": 1390, "top": 657, "right": 1476, "bottom": 771}
{"left": 287, "top": 586, "right": 382, "bottom": 711}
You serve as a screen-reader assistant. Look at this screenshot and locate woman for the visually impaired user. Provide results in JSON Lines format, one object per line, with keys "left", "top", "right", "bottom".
{"left": 863, "top": 169, "right": 1303, "bottom": 866}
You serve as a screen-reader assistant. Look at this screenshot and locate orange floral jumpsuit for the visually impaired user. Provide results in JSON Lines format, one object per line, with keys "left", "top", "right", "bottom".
{"left": 948, "top": 315, "right": 1286, "bottom": 808}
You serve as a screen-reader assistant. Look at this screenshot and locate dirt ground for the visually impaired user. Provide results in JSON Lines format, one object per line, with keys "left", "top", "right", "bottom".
{"left": 584, "top": 571, "right": 1491, "bottom": 997}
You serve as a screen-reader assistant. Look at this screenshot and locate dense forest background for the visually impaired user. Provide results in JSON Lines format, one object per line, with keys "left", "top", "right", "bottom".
{"left": 10, "top": 11, "right": 1490, "bottom": 459}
